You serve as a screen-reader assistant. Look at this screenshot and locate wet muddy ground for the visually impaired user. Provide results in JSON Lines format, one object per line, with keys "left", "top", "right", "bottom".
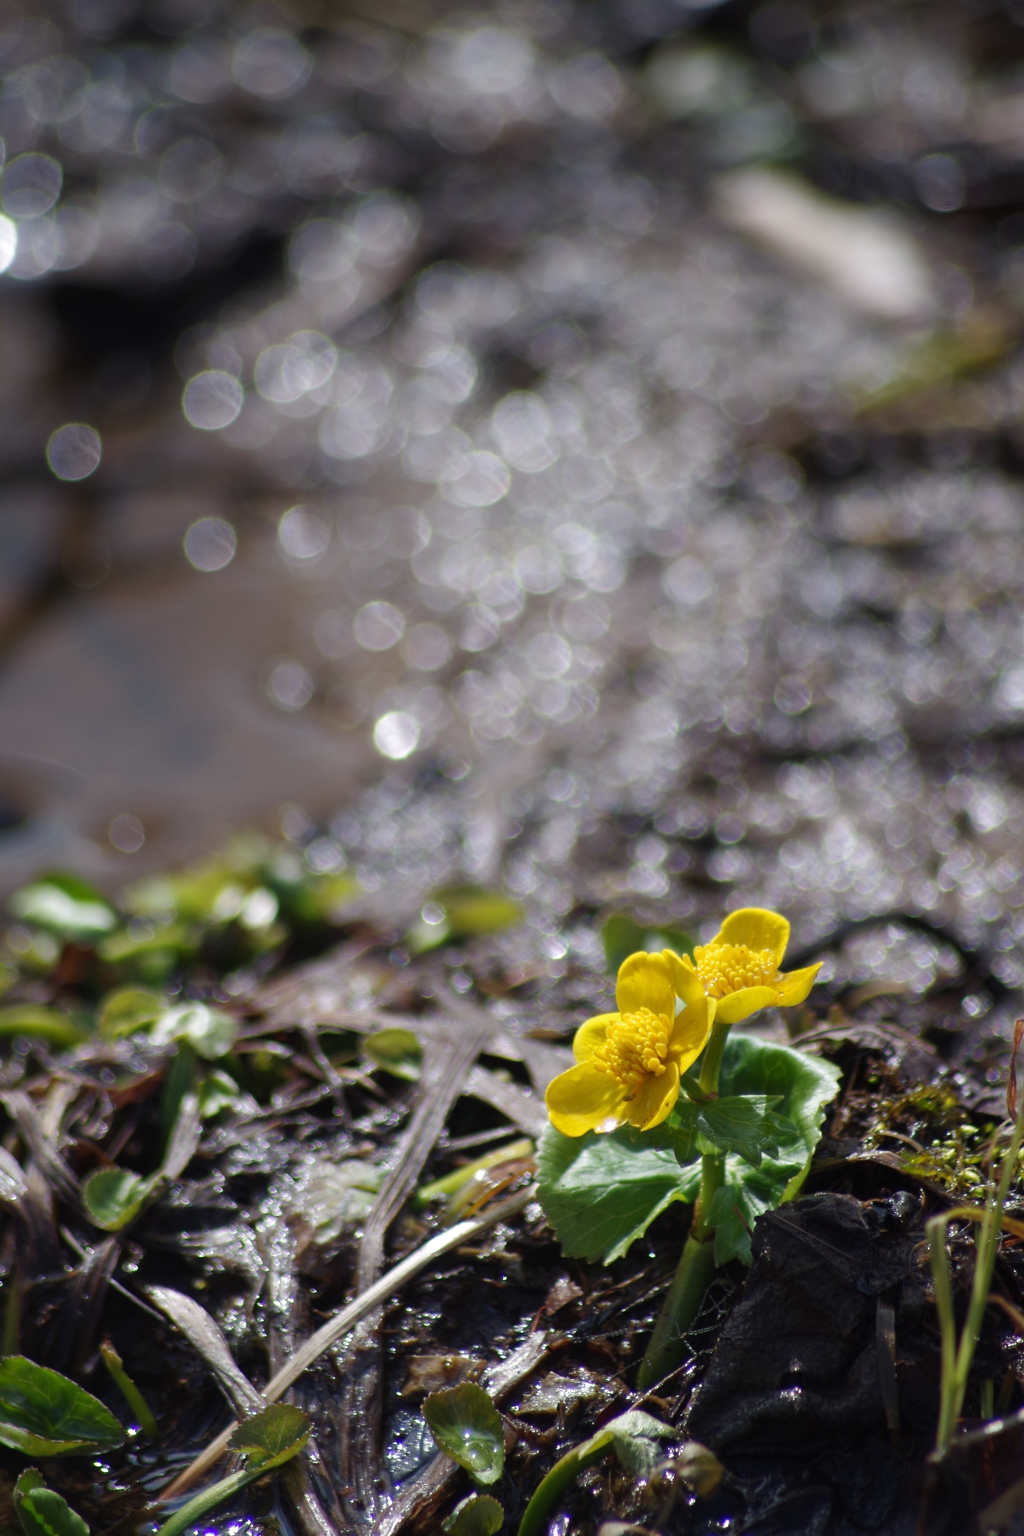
{"left": 7, "top": 0, "right": 1024, "bottom": 1531}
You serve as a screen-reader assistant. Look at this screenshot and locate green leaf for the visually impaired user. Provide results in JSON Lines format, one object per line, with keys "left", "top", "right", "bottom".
{"left": 196, "top": 1069, "right": 239, "bottom": 1118}
{"left": 9, "top": 875, "right": 116, "bottom": 941}
{"left": 150, "top": 1002, "right": 237, "bottom": 1060}
{"left": 407, "top": 887, "right": 523, "bottom": 953}
{"left": 97, "top": 988, "right": 164, "bottom": 1040}
{"left": 442, "top": 1494, "right": 504, "bottom": 1536}
{"left": 126, "top": 861, "right": 242, "bottom": 923}
{"left": 14, "top": 1470, "right": 90, "bottom": 1536}
{"left": 601, "top": 1410, "right": 676, "bottom": 1477}
{"left": 516, "top": 1411, "right": 674, "bottom": 1536}
{"left": 536, "top": 1035, "right": 840, "bottom": 1266}
{"left": 0, "top": 1006, "right": 87, "bottom": 1048}
{"left": 423, "top": 1382, "right": 505, "bottom": 1485}
{"left": 97, "top": 922, "right": 191, "bottom": 971}
{"left": 694, "top": 1096, "right": 789, "bottom": 1169}
{"left": 82, "top": 1168, "right": 152, "bottom": 1232}
{"left": 600, "top": 914, "right": 693, "bottom": 975}
{"left": 719, "top": 1034, "right": 840, "bottom": 1157}
{"left": 536, "top": 1125, "right": 699, "bottom": 1264}
{"left": 650, "top": 1104, "right": 701, "bottom": 1165}
{"left": 0, "top": 1357, "right": 124, "bottom": 1456}
{"left": 276, "top": 869, "right": 359, "bottom": 925}
{"left": 363, "top": 1028, "right": 422, "bottom": 1081}
{"left": 704, "top": 1035, "right": 842, "bottom": 1264}
{"left": 229, "top": 1404, "right": 311, "bottom": 1471}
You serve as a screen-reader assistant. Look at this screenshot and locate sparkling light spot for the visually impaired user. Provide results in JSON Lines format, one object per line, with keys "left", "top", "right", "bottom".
{"left": 373, "top": 710, "right": 420, "bottom": 759}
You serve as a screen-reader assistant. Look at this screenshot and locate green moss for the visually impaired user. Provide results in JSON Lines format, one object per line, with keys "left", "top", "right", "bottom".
{"left": 864, "top": 1083, "right": 997, "bottom": 1196}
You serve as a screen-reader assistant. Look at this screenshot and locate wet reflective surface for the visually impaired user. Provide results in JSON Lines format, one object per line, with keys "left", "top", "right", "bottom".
{"left": 5, "top": 0, "right": 1024, "bottom": 1048}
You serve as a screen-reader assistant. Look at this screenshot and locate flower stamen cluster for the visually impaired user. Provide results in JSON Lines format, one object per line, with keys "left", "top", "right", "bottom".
{"left": 693, "top": 942, "right": 779, "bottom": 999}
{"left": 592, "top": 1008, "right": 671, "bottom": 1091}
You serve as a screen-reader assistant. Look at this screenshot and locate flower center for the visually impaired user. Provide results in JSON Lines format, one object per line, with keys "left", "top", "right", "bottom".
{"left": 694, "top": 942, "right": 779, "bottom": 999}
{"left": 592, "top": 1007, "right": 671, "bottom": 1091}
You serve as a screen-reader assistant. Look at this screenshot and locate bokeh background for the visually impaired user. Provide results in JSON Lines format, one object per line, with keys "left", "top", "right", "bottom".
{"left": 5, "top": 0, "right": 1024, "bottom": 1054}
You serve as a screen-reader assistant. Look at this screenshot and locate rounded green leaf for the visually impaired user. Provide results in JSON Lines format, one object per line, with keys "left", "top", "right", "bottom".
{"left": 229, "top": 1404, "right": 311, "bottom": 1470}
{"left": 0, "top": 1357, "right": 124, "bottom": 1455}
{"left": 82, "top": 1168, "right": 150, "bottom": 1232}
{"left": 424, "top": 1382, "right": 505, "bottom": 1485}
{"left": 442, "top": 1493, "right": 504, "bottom": 1536}
{"left": 14, "top": 1470, "right": 90, "bottom": 1536}
{"left": 197, "top": 1069, "right": 239, "bottom": 1118}
{"left": 0, "top": 1007, "right": 87, "bottom": 1048}
{"left": 537, "top": 1124, "right": 697, "bottom": 1265}
{"left": 601, "top": 915, "right": 694, "bottom": 975}
{"left": 9, "top": 876, "right": 116, "bottom": 940}
{"left": 98, "top": 988, "right": 164, "bottom": 1040}
{"left": 364, "top": 1028, "right": 422, "bottom": 1081}
{"left": 150, "top": 1002, "right": 237, "bottom": 1060}
{"left": 407, "top": 887, "right": 522, "bottom": 953}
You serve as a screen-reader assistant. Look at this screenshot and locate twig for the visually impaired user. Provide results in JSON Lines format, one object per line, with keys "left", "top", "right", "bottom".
{"left": 158, "top": 1184, "right": 536, "bottom": 1503}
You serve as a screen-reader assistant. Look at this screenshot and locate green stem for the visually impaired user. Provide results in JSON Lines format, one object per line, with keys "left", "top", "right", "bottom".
{"left": 101, "top": 1339, "right": 159, "bottom": 1439}
{"left": 929, "top": 1214, "right": 959, "bottom": 1455}
{"left": 638, "top": 1019, "right": 732, "bottom": 1388}
{"left": 154, "top": 1468, "right": 256, "bottom": 1536}
{"left": 698, "top": 1018, "right": 730, "bottom": 1097}
{"left": 517, "top": 1432, "right": 615, "bottom": 1536}
{"left": 931, "top": 1104, "right": 1024, "bottom": 1456}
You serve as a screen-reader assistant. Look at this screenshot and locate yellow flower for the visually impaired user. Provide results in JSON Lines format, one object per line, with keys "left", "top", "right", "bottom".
{"left": 675, "top": 907, "right": 820, "bottom": 1024}
{"left": 545, "top": 951, "right": 714, "bottom": 1137}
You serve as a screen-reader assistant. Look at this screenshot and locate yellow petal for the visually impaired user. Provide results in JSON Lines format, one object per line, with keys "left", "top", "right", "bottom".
{"left": 668, "top": 995, "right": 715, "bottom": 1073}
{"left": 615, "top": 951, "right": 676, "bottom": 1021}
{"left": 714, "top": 984, "right": 778, "bottom": 1025}
{"left": 545, "top": 1063, "right": 625, "bottom": 1137}
{"left": 623, "top": 1062, "right": 680, "bottom": 1131}
{"left": 572, "top": 1013, "right": 619, "bottom": 1063}
{"left": 665, "top": 950, "right": 705, "bottom": 1006}
{"left": 716, "top": 908, "right": 790, "bottom": 966}
{"left": 775, "top": 963, "right": 821, "bottom": 1007}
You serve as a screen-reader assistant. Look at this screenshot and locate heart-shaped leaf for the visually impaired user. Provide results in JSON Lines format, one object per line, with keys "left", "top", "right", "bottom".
{"left": 442, "top": 1493, "right": 504, "bottom": 1536}
{"left": 14, "top": 1470, "right": 90, "bottom": 1536}
{"left": 229, "top": 1404, "right": 310, "bottom": 1471}
{"left": 83, "top": 1168, "right": 152, "bottom": 1232}
{"left": 537, "top": 1123, "right": 699, "bottom": 1264}
{"left": 0, "top": 1357, "right": 124, "bottom": 1456}
{"left": 424, "top": 1382, "right": 504, "bottom": 1485}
